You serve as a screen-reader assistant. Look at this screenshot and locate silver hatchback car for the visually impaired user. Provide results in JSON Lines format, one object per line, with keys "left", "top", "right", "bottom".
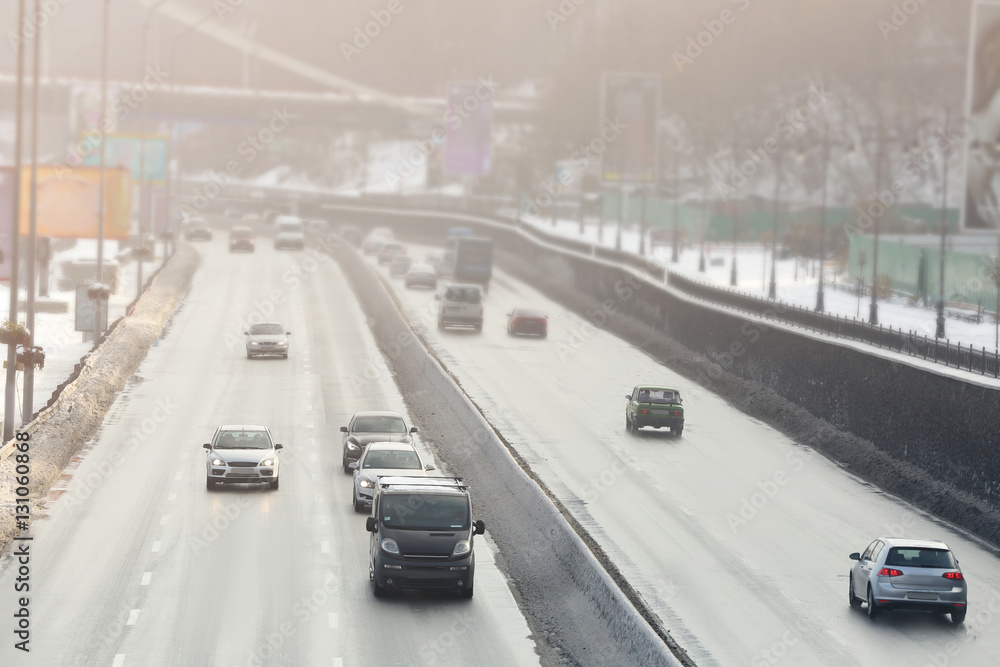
{"left": 849, "top": 537, "right": 967, "bottom": 623}
{"left": 204, "top": 425, "right": 283, "bottom": 490}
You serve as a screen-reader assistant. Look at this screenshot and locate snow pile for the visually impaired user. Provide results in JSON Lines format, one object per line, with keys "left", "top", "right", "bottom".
{"left": 0, "top": 246, "right": 200, "bottom": 554}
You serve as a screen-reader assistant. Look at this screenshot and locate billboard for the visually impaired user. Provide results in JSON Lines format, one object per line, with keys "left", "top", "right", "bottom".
{"left": 964, "top": 1, "right": 1000, "bottom": 231}
{"left": 0, "top": 168, "right": 14, "bottom": 281}
{"left": 600, "top": 72, "right": 660, "bottom": 187}
{"left": 19, "top": 166, "right": 131, "bottom": 239}
{"left": 444, "top": 81, "right": 493, "bottom": 176}
{"left": 80, "top": 134, "right": 169, "bottom": 183}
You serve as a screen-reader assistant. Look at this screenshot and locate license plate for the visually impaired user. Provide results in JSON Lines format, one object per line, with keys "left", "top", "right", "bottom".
{"left": 907, "top": 592, "right": 938, "bottom": 600}
{"left": 231, "top": 470, "right": 256, "bottom": 476}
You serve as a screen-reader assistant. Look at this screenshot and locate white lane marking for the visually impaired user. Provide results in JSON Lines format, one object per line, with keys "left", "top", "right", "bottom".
{"left": 160, "top": 515, "right": 169, "bottom": 525}
{"left": 328, "top": 613, "right": 338, "bottom": 629}
{"left": 782, "top": 591, "right": 801, "bottom": 605}
{"left": 678, "top": 505, "right": 695, "bottom": 516}
{"left": 826, "top": 630, "right": 850, "bottom": 646}
{"left": 112, "top": 655, "right": 125, "bottom": 667}
{"left": 332, "top": 659, "right": 343, "bottom": 667}
{"left": 653, "top": 484, "right": 666, "bottom": 493}
{"left": 306, "top": 422, "right": 314, "bottom": 429}
{"left": 316, "top": 516, "right": 327, "bottom": 526}
{"left": 306, "top": 405, "right": 313, "bottom": 412}
{"left": 168, "top": 493, "right": 176, "bottom": 501}
{"left": 151, "top": 542, "right": 161, "bottom": 553}
{"left": 310, "top": 453, "right": 318, "bottom": 462}
{"left": 127, "top": 610, "right": 140, "bottom": 626}
{"left": 174, "top": 473, "right": 182, "bottom": 480}
{"left": 307, "top": 438, "right": 315, "bottom": 447}
{"left": 311, "top": 472, "right": 320, "bottom": 482}
{"left": 141, "top": 572, "right": 152, "bottom": 586}
{"left": 314, "top": 493, "right": 323, "bottom": 503}
{"left": 321, "top": 541, "right": 330, "bottom": 554}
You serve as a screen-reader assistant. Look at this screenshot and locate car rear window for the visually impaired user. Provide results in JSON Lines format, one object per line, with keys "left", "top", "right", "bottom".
{"left": 363, "top": 450, "right": 420, "bottom": 469}
{"left": 445, "top": 286, "right": 482, "bottom": 304}
{"left": 513, "top": 309, "right": 545, "bottom": 318}
{"left": 381, "top": 494, "right": 469, "bottom": 529}
{"left": 885, "top": 548, "right": 957, "bottom": 569}
{"left": 637, "top": 389, "right": 680, "bottom": 404}
{"left": 354, "top": 416, "right": 407, "bottom": 433}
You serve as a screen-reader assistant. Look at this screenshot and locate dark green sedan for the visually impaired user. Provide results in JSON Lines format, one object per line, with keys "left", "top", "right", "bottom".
{"left": 625, "top": 385, "right": 684, "bottom": 436}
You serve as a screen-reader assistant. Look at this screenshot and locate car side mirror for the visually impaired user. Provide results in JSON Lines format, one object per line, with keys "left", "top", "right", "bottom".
{"left": 340, "top": 426, "right": 348, "bottom": 433}
{"left": 274, "top": 444, "right": 283, "bottom": 450}
{"left": 849, "top": 552, "right": 861, "bottom": 561}
{"left": 506, "top": 312, "right": 512, "bottom": 317}
{"left": 366, "top": 517, "right": 377, "bottom": 533}
{"left": 243, "top": 331, "right": 249, "bottom": 335}
{"left": 473, "top": 520, "right": 485, "bottom": 535}
{"left": 424, "top": 464, "right": 436, "bottom": 471}
{"left": 286, "top": 331, "right": 291, "bottom": 335}
{"left": 202, "top": 443, "right": 211, "bottom": 449}
{"left": 410, "top": 427, "right": 418, "bottom": 433}
{"left": 348, "top": 461, "right": 358, "bottom": 470}
{"left": 625, "top": 395, "right": 632, "bottom": 400}
{"left": 434, "top": 294, "right": 440, "bottom": 300}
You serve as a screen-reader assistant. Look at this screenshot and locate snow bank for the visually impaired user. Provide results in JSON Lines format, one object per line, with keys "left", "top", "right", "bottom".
{"left": 0, "top": 246, "right": 200, "bottom": 554}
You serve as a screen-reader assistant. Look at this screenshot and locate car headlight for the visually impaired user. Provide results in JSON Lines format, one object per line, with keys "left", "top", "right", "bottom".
{"left": 381, "top": 538, "right": 400, "bottom": 555}
{"left": 346, "top": 442, "right": 360, "bottom": 451}
{"left": 259, "top": 458, "right": 274, "bottom": 467}
{"left": 452, "top": 540, "right": 471, "bottom": 557}
{"left": 359, "top": 478, "right": 374, "bottom": 488}
{"left": 211, "top": 458, "right": 225, "bottom": 466}
{"left": 249, "top": 341, "right": 259, "bottom": 346}
{"left": 276, "top": 341, "right": 287, "bottom": 346}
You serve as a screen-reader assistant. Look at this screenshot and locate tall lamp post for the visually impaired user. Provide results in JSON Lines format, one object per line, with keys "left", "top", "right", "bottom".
{"left": 23, "top": 0, "right": 43, "bottom": 422}
{"left": 768, "top": 147, "right": 782, "bottom": 299}
{"left": 137, "top": 0, "right": 169, "bottom": 296}
{"left": 4, "top": 0, "right": 27, "bottom": 443}
{"left": 935, "top": 109, "right": 952, "bottom": 339}
{"left": 815, "top": 114, "right": 830, "bottom": 313}
{"left": 868, "top": 115, "right": 885, "bottom": 325}
{"left": 94, "top": 0, "right": 112, "bottom": 339}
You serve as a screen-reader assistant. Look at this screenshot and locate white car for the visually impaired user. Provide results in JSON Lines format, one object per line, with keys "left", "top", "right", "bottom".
{"left": 245, "top": 322, "right": 290, "bottom": 359}
{"left": 274, "top": 216, "right": 305, "bottom": 250}
{"left": 204, "top": 425, "right": 283, "bottom": 489}
{"left": 348, "top": 442, "right": 434, "bottom": 512}
{"left": 435, "top": 283, "right": 484, "bottom": 332}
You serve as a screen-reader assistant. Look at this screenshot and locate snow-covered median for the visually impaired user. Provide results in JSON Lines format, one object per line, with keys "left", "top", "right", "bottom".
{"left": 0, "top": 245, "right": 200, "bottom": 554}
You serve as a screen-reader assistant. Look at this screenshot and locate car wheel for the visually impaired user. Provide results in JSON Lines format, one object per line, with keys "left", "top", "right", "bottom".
{"left": 437, "top": 317, "right": 445, "bottom": 331}
{"left": 353, "top": 493, "right": 366, "bottom": 513}
{"left": 474, "top": 321, "right": 483, "bottom": 333}
{"left": 206, "top": 478, "right": 215, "bottom": 490}
{"left": 282, "top": 354, "right": 288, "bottom": 359}
{"left": 540, "top": 330, "right": 547, "bottom": 339}
{"left": 373, "top": 580, "right": 386, "bottom": 598}
{"left": 849, "top": 575, "right": 862, "bottom": 608}
{"left": 342, "top": 457, "right": 352, "bottom": 474}
{"left": 246, "top": 351, "right": 252, "bottom": 359}
{"left": 952, "top": 608, "right": 967, "bottom": 624}
{"left": 269, "top": 477, "right": 279, "bottom": 490}
{"left": 625, "top": 416, "right": 631, "bottom": 432}
{"left": 461, "top": 583, "right": 474, "bottom": 599}
{"left": 866, "top": 586, "right": 880, "bottom": 619}
{"left": 674, "top": 425, "right": 684, "bottom": 437}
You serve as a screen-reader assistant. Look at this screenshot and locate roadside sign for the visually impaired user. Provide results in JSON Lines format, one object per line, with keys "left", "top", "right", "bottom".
{"left": 600, "top": 72, "right": 660, "bottom": 187}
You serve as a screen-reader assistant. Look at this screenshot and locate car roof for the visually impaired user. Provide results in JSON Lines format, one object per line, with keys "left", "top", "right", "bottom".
{"left": 635, "top": 385, "right": 680, "bottom": 392}
{"left": 249, "top": 322, "right": 285, "bottom": 328}
{"left": 377, "top": 476, "right": 468, "bottom": 493}
{"left": 876, "top": 537, "right": 952, "bottom": 550}
{"left": 351, "top": 410, "right": 405, "bottom": 419}
{"left": 231, "top": 226, "right": 253, "bottom": 232}
{"left": 445, "top": 282, "right": 482, "bottom": 290}
{"left": 218, "top": 424, "right": 269, "bottom": 431}
{"left": 364, "top": 442, "right": 418, "bottom": 452}
{"left": 409, "top": 263, "right": 434, "bottom": 271}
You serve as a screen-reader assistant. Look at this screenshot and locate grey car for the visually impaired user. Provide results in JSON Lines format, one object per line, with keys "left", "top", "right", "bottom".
{"left": 348, "top": 442, "right": 434, "bottom": 512}
{"left": 204, "top": 425, "right": 283, "bottom": 489}
{"left": 849, "top": 537, "right": 967, "bottom": 623}
{"left": 245, "top": 322, "right": 290, "bottom": 359}
{"left": 340, "top": 411, "right": 418, "bottom": 473}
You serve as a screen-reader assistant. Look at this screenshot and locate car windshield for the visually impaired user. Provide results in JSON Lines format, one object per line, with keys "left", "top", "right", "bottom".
{"left": 215, "top": 430, "right": 271, "bottom": 449}
{"left": 638, "top": 389, "right": 680, "bottom": 404}
{"left": 885, "top": 547, "right": 957, "bottom": 569}
{"left": 353, "top": 416, "right": 407, "bottom": 433}
{"left": 249, "top": 324, "right": 284, "bottom": 335}
{"left": 362, "top": 450, "right": 421, "bottom": 469}
{"left": 513, "top": 309, "right": 545, "bottom": 318}
{"left": 231, "top": 229, "right": 252, "bottom": 238}
{"left": 445, "top": 287, "right": 481, "bottom": 304}
{"left": 381, "top": 494, "right": 469, "bottom": 530}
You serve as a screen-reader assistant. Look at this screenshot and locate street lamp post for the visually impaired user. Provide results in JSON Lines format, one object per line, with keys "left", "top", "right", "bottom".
{"left": 816, "top": 114, "right": 829, "bottom": 313}
{"left": 868, "top": 115, "right": 884, "bottom": 325}
{"left": 23, "top": 0, "right": 43, "bottom": 423}
{"left": 137, "top": 0, "right": 169, "bottom": 296}
{"left": 671, "top": 146, "right": 680, "bottom": 263}
{"left": 3, "top": 0, "right": 27, "bottom": 443}
{"left": 935, "top": 110, "right": 952, "bottom": 339}
{"left": 94, "top": 0, "right": 111, "bottom": 339}
{"left": 768, "top": 148, "right": 781, "bottom": 299}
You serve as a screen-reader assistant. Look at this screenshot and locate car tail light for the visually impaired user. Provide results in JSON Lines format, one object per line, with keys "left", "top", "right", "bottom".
{"left": 943, "top": 572, "right": 964, "bottom": 580}
{"left": 877, "top": 568, "right": 903, "bottom": 577}
{"left": 640, "top": 409, "right": 647, "bottom": 414}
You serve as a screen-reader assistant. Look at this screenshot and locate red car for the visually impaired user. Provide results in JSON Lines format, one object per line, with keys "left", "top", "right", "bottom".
{"left": 506, "top": 308, "right": 547, "bottom": 338}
